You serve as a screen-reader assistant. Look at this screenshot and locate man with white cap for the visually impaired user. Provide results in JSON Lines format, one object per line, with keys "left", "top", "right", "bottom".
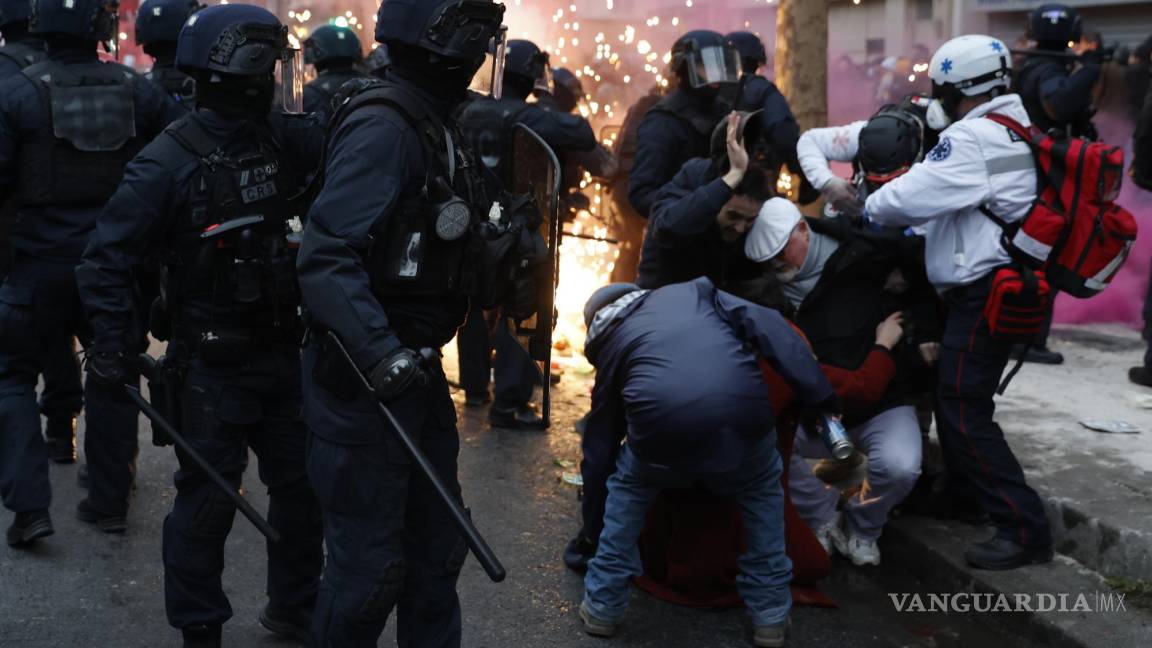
{"left": 745, "top": 197, "right": 938, "bottom": 566}
{"left": 862, "top": 35, "right": 1054, "bottom": 570}
{"left": 576, "top": 277, "right": 839, "bottom": 646}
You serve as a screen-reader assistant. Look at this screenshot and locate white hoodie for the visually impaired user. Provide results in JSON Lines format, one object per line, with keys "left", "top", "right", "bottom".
{"left": 863, "top": 94, "right": 1037, "bottom": 292}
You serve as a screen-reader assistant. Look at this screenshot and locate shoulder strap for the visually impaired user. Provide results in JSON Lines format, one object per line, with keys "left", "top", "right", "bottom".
{"left": 329, "top": 78, "right": 450, "bottom": 175}
{"left": 983, "top": 113, "right": 1034, "bottom": 142}
{"left": 164, "top": 117, "right": 230, "bottom": 161}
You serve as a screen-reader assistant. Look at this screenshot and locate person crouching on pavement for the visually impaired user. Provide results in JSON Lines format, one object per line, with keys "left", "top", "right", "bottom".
{"left": 577, "top": 278, "right": 840, "bottom": 648}
{"left": 744, "top": 198, "right": 941, "bottom": 566}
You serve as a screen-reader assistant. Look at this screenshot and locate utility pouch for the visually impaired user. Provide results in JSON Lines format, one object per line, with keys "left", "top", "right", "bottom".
{"left": 983, "top": 266, "right": 1051, "bottom": 343}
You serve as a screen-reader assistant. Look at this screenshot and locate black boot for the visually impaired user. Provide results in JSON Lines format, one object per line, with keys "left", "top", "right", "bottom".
{"left": 182, "top": 624, "right": 221, "bottom": 648}
{"left": 964, "top": 536, "right": 1053, "bottom": 570}
{"left": 259, "top": 603, "right": 312, "bottom": 644}
{"left": 488, "top": 404, "right": 547, "bottom": 430}
{"left": 1129, "top": 367, "right": 1152, "bottom": 388}
{"left": 6, "top": 509, "right": 54, "bottom": 547}
{"left": 76, "top": 498, "right": 127, "bottom": 534}
{"left": 1012, "top": 345, "right": 1064, "bottom": 365}
{"left": 44, "top": 417, "right": 76, "bottom": 464}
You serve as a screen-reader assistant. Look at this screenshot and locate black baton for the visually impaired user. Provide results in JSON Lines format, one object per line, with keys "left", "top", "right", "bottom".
{"left": 325, "top": 331, "right": 507, "bottom": 583}
{"left": 123, "top": 385, "right": 282, "bottom": 544}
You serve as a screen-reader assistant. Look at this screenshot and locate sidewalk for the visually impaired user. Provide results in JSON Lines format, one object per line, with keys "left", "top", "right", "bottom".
{"left": 882, "top": 324, "right": 1152, "bottom": 648}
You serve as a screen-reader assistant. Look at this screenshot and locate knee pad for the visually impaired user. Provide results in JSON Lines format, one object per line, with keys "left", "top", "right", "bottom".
{"left": 355, "top": 561, "right": 405, "bottom": 625}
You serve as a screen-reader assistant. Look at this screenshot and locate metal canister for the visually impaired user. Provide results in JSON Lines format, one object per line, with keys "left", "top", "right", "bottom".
{"left": 817, "top": 415, "right": 854, "bottom": 461}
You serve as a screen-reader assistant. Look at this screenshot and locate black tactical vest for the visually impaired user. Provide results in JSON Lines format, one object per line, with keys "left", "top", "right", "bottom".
{"left": 159, "top": 116, "right": 306, "bottom": 339}
{"left": 145, "top": 64, "right": 196, "bottom": 107}
{"left": 306, "top": 69, "right": 365, "bottom": 110}
{"left": 18, "top": 60, "right": 142, "bottom": 207}
{"left": 325, "top": 79, "right": 492, "bottom": 302}
{"left": 648, "top": 89, "right": 729, "bottom": 140}
{"left": 0, "top": 40, "right": 46, "bottom": 70}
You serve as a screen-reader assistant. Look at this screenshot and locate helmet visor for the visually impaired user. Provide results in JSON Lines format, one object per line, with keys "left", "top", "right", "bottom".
{"left": 469, "top": 25, "right": 507, "bottom": 100}
{"left": 535, "top": 60, "right": 553, "bottom": 95}
{"left": 685, "top": 44, "right": 741, "bottom": 88}
{"left": 277, "top": 46, "right": 304, "bottom": 113}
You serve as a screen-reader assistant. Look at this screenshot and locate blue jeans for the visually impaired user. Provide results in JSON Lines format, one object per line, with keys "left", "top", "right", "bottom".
{"left": 583, "top": 439, "right": 791, "bottom": 627}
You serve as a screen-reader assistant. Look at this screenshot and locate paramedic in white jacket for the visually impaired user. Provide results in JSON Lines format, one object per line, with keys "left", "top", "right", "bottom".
{"left": 864, "top": 34, "right": 1054, "bottom": 571}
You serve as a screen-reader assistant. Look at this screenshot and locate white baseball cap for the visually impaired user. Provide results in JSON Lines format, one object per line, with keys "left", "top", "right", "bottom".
{"left": 744, "top": 197, "right": 802, "bottom": 262}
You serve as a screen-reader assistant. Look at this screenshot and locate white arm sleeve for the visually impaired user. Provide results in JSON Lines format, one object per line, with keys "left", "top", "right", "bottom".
{"left": 796, "top": 120, "right": 867, "bottom": 191}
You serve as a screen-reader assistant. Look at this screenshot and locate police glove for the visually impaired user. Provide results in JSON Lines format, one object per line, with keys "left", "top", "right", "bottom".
{"left": 86, "top": 349, "right": 133, "bottom": 388}
{"left": 368, "top": 348, "right": 428, "bottom": 403}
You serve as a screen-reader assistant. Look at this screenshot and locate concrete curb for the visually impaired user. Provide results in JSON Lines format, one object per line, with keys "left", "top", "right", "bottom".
{"left": 883, "top": 515, "right": 1152, "bottom": 648}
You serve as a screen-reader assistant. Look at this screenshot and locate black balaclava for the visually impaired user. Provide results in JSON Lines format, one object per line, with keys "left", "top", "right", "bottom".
{"left": 196, "top": 71, "right": 274, "bottom": 117}
{"left": 143, "top": 41, "right": 177, "bottom": 68}
{"left": 388, "top": 41, "right": 483, "bottom": 103}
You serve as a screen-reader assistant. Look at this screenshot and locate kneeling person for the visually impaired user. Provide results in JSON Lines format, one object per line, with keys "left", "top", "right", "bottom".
{"left": 578, "top": 278, "right": 838, "bottom": 647}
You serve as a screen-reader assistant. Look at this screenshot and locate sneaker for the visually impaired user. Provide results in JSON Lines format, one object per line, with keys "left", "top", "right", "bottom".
{"left": 259, "top": 603, "right": 312, "bottom": 644}
{"left": 752, "top": 620, "right": 788, "bottom": 647}
{"left": 578, "top": 601, "right": 619, "bottom": 637}
{"left": 181, "top": 624, "right": 221, "bottom": 648}
{"left": 6, "top": 509, "right": 54, "bottom": 547}
{"left": 813, "top": 514, "right": 845, "bottom": 557}
{"left": 76, "top": 498, "right": 127, "bottom": 534}
{"left": 488, "top": 404, "right": 548, "bottom": 430}
{"left": 843, "top": 534, "right": 881, "bottom": 566}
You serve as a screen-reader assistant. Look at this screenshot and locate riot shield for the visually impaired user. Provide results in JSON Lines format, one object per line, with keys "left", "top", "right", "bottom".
{"left": 508, "top": 123, "right": 561, "bottom": 425}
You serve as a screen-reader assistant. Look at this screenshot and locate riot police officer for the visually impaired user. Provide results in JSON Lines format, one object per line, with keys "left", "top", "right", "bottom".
{"left": 1017, "top": 3, "right": 1102, "bottom": 139}
{"left": 76, "top": 6, "right": 323, "bottom": 646}
{"left": 296, "top": 0, "right": 508, "bottom": 644}
{"left": 726, "top": 30, "right": 817, "bottom": 205}
{"left": 303, "top": 24, "right": 368, "bottom": 116}
{"left": 457, "top": 38, "right": 595, "bottom": 429}
{"left": 0, "top": 0, "right": 182, "bottom": 547}
{"left": 0, "top": 0, "right": 44, "bottom": 76}
{"left": 628, "top": 30, "right": 740, "bottom": 218}
{"left": 1013, "top": 3, "right": 1097, "bottom": 365}
{"left": 136, "top": 0, "right": 200, "bottom": 106}
{"left": 0, "top": 0, "right": 85, "bottom": 467}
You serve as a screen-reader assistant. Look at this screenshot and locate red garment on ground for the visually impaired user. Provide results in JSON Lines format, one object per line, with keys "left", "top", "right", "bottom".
{"left": 635, "top": 348, "right": 897, "bottom": 610}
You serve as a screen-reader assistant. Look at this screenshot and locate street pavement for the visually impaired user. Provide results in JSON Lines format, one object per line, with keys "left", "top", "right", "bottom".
{"left": 1, "top": 352, "right": 1014, "bottom": 647}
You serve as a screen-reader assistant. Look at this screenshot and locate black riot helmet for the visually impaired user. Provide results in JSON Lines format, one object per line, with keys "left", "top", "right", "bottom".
{"left": 1027, "top": 3, "right": 1083, "bottom": 51}
{"left": 551, "top": 67, "right": 582, "bottom": 113}
{"left": 0, "top": 0, "right": 31, "bottom": 28}
{"left": 29, "top": 0, "right": 119, "bottom": 42}
{"left": 136, "top": 0, "right": 200, "bottom": 49}
{"left": 502, "top": 38, "right": 550, "bottom": 99}
{"left": 304, "top": 24, "right": 363, "bottom": 67}
{"left": 176, "top": 4, "right": 299, "bottom": 114}
{"left": 671, "top": 30, "right": 742, "bottom": 91}
{"left": 857, "top": 104, "right": 926, "bottom": 189}
{"left": 375, "top": 0, "right": 506, "bottom": 96}
{"left": 725, "top": 31, "right": 767, "bottom": 74}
